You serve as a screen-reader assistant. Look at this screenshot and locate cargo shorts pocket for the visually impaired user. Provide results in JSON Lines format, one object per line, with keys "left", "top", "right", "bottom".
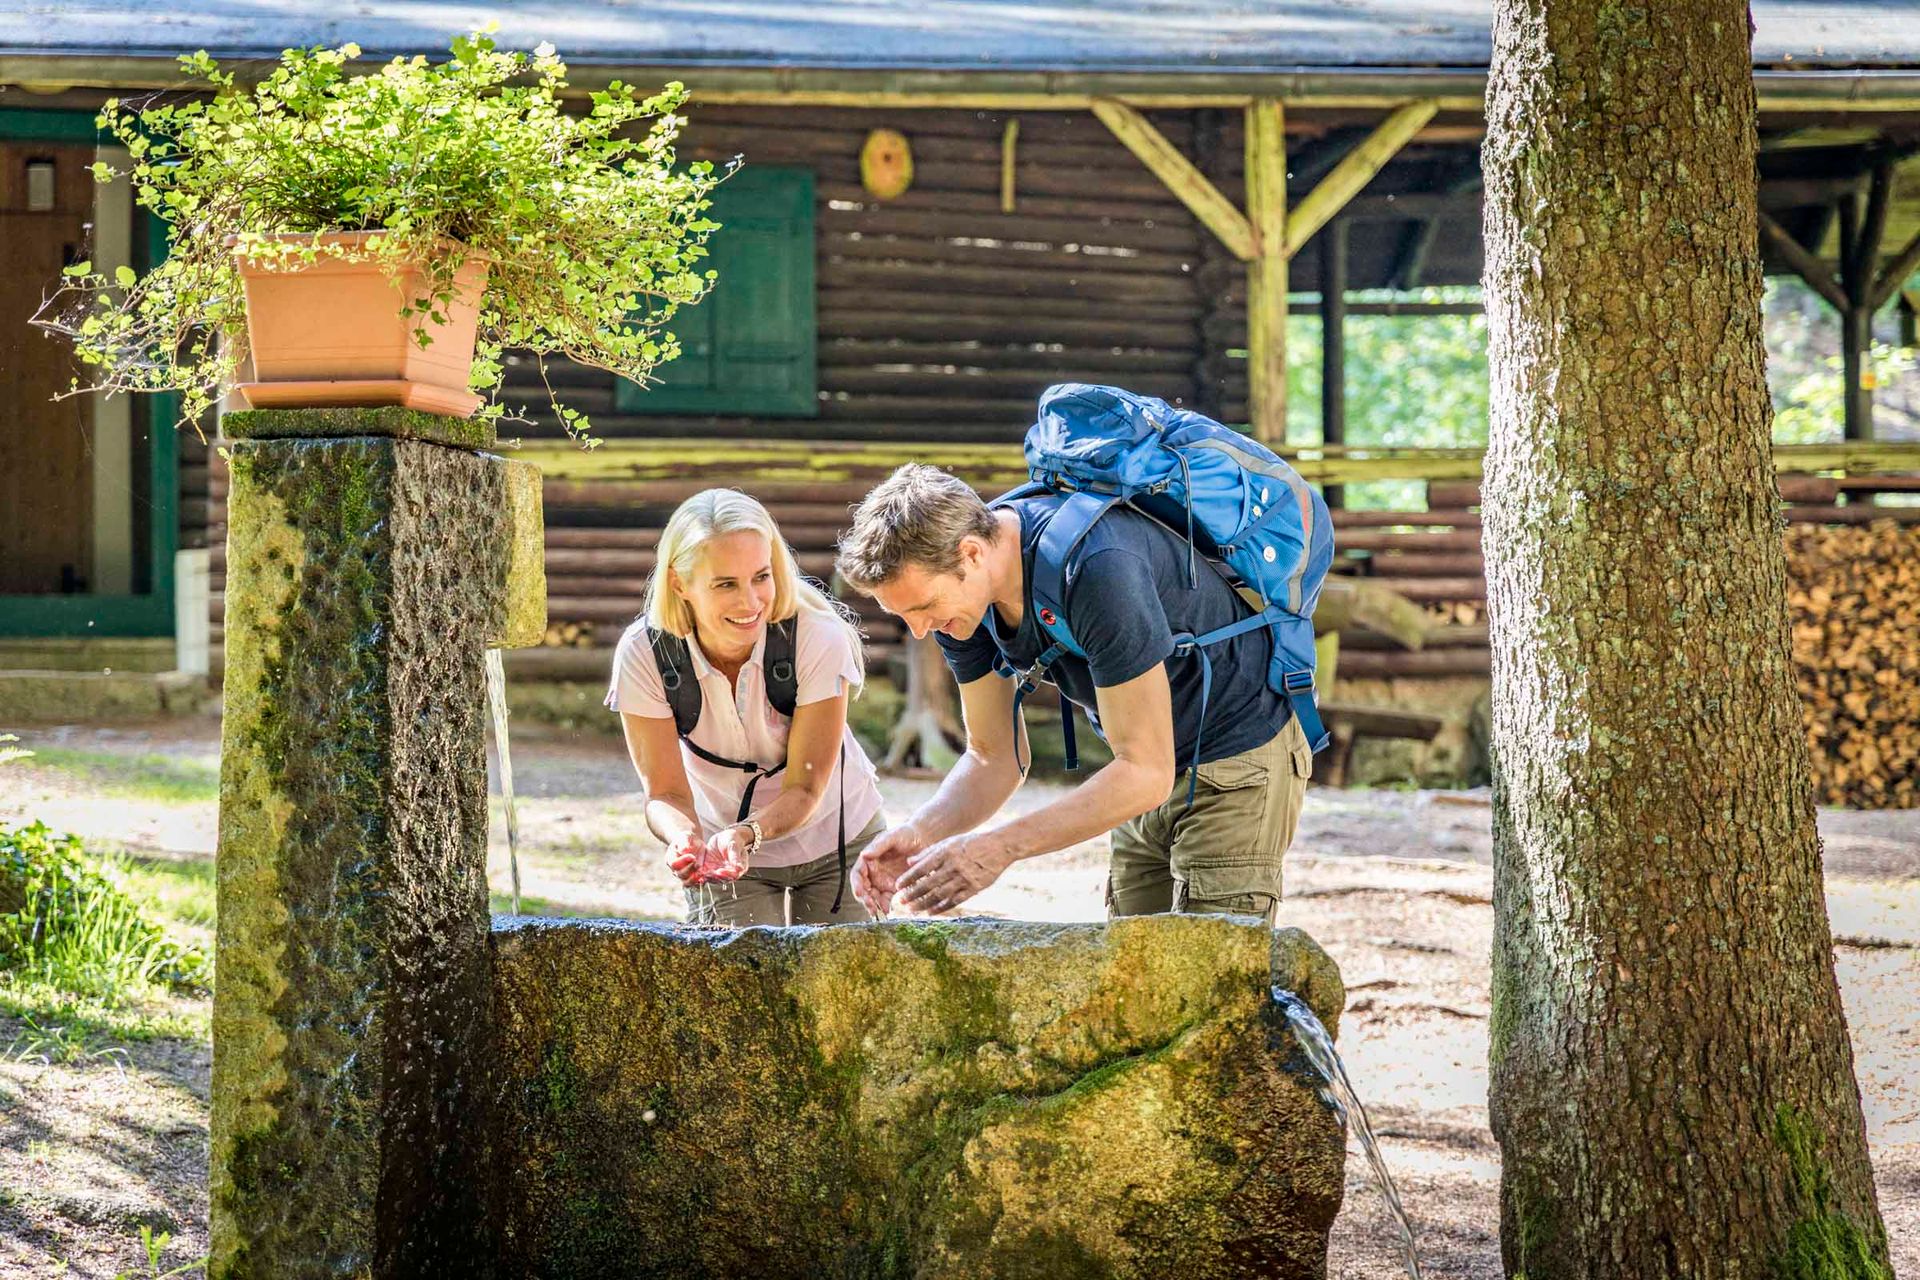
{"left": 1291, "top": 733, "right": 1315, "bottom": 781}
{"left": 1178, "top": 859, "right": 1284, "bottom": 916}
{"left": 1193, "top": 753, "right": 1271, "bottom": 791}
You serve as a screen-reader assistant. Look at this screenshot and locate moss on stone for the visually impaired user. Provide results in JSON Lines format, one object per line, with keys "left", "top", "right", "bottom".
{"left": 491, "top": 916, "right": 1347, "bottom": 1280}
{"left": 494, "top": 457, "right": 548, "bottom": 648}
{"left": 212, "top": 432, "right": 516, "bottom": 1279}
{"left": 1771, "top": 1105, "right": 1893, "bottom": 1280}
{"left": 223, "top": 405, "right": 496, "bottom": 449}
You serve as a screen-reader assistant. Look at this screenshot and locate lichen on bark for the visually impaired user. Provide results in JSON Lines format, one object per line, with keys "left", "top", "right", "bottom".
{"left": 1481, "top": 0, "right": 1890, "bottom": 1274}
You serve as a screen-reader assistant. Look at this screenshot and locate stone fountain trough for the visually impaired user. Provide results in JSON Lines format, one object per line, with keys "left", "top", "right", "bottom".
{"left": 209, "top": 407, "right": 1348, "bottom": 1279}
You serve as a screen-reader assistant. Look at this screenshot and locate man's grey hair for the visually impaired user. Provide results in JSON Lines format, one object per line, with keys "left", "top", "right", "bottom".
{"left": 836, "top": 464, "right": 999, "bottom": 592}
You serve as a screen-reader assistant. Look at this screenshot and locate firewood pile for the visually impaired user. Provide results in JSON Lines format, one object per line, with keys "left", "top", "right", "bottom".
{"left": 1787, "top": 518, "right": 1920, "bottom": 808}
{"left": 543, "top": 622, "right": 596, "bottom": 649}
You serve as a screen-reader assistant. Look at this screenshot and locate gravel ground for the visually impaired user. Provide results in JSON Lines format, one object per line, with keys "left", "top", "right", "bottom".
{"left": 0, "top": 715, "right": 1914, "bottom": 1278}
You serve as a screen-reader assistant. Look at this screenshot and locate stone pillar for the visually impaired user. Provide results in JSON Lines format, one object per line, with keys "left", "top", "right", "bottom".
{"left": 210, "top": 407, "right": 543, "bottom": 1279}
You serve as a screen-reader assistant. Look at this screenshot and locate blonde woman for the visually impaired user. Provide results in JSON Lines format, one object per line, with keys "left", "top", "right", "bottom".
{"left": 608, "top": 489, "right": 885, "bottom": 925}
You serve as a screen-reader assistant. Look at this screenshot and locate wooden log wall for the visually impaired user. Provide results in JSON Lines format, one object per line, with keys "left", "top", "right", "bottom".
{"left": 172, "top": 104, "right": 1920, "bottom": 809}
{"left": 200, "top": 452, "right": 1920, "bottom": 683}
{"left": 507, "top": 105, "right": 1217, "bottom": 444}
{"left": 1328, "top": 473, "right": 1920, "bottom": 682}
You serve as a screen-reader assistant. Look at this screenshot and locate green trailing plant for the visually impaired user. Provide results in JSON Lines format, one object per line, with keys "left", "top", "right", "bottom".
{"left": 0, "top": 822, "right": 208, "bottom": 999}
{"left": 36, "top": 27, "right": 724, "bottom": 443}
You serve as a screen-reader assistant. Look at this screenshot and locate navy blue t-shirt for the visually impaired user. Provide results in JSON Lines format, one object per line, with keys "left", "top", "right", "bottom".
{"left": 935, "top": 497, "right": 1290, "bottom": 765}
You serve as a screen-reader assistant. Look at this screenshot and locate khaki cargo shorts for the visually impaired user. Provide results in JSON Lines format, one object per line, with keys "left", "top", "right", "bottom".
{"left": 1106, "top": 716, "right": 1312, "bottom": 925}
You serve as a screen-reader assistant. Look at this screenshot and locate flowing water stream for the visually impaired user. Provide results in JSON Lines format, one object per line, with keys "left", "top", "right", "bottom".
{"left": 1273, "top": 986, "right": 1424, "bottom": 1280}
{"left": 484, "top": 648, "right": 521, "bottom": 916}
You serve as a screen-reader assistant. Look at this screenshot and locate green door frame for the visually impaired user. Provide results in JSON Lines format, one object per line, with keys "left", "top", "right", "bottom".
{"left": 0, "top": 107, "right": 179, "bottom": 637}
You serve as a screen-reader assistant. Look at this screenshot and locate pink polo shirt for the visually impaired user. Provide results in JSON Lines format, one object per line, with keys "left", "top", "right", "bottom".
{"left": 607, "top": 609, "right": 884, "bottom": 869}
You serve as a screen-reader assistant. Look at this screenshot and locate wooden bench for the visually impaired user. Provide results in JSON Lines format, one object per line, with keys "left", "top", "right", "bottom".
{"left": 1314, "top": 701, "right": 1448, "bottom": 787}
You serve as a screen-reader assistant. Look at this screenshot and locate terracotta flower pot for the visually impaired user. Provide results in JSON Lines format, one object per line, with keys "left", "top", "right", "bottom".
{"left": 232, "top": 230, "right": 490, "bottom": 418}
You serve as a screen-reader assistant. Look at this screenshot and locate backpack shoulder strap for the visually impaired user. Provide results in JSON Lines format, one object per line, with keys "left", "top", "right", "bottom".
{"left": 647, "top": 629, "right": 703, "bottom": 739}
{"left": 764, "top": 617, "right": 799, "bottom": 720}
{"left": 990, "top": 480, "right": 1051, "bottom": 509}
{"left": 1030, "top": 490, "right": 1123, "bottom": 662}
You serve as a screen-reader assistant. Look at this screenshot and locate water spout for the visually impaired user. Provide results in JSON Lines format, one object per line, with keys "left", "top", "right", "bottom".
{"left": 1273, "top": 986, "right": 1424, "bottom": 1280}
{"left": 484, "top": 648, "right": 521, "bottom": 916}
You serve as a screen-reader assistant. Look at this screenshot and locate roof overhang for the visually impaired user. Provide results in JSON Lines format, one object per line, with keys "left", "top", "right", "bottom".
{"left": 8, "top": 56, "right": 1920, "bottom": 113}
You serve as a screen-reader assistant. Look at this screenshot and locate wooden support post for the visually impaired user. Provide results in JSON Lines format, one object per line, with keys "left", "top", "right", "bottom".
{"left": 1852, "top": 165, "right": 1893, "bottom": 285}
{"left": 1319, "top": 218, "right": 1347, "bottom": 508}
{"left": 1092, "top": 99, "right": 1254, "bottom": 261}
{"left": 1838, "top": 192, "right": 1879, "bottom": 442}
{"left": 1000, "top": 118, "right": 1020, "bottom": 214}
{"left": 1245, "top": 98, "right": 1288, "bottom": 443}
{"left": 1842, "top": 302, "right": 1872, "bottom": 441}
{"left": 1286, "top": 99, "right": 1439, "bottom": 254}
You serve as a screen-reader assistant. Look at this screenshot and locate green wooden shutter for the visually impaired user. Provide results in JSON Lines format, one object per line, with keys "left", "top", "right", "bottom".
{"left": 616, "top": 167, "right": 817, "bottom": 418}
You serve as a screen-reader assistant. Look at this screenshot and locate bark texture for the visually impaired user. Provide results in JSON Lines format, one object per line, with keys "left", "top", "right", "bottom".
{"left": 1480, "top": 3, "right": 1889, "bottom": 1277}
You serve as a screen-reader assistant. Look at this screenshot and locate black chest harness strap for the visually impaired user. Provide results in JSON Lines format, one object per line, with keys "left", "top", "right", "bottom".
{"left": 650, "top": 617, "right": 847, "bottom": 913}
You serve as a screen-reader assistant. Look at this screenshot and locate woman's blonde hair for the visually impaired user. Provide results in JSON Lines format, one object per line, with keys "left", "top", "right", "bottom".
{"left": 643, "top": 488, "right": 863, "bottom": 681}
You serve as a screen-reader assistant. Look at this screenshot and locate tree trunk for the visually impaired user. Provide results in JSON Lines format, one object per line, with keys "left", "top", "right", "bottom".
{"left": 1481, "top": 4, "right": 1890, "bottom": 1277}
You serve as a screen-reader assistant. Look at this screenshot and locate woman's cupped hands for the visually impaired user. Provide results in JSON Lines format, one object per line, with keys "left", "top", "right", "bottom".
{"left": 667, "top": 825, "right": 753, "bottom": 886}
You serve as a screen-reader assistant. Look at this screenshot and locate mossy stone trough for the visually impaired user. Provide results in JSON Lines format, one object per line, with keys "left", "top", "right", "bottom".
{"left": 211, "top": 406, "right": 1348, "bottom": 1280}
{"left": 492, "top": 916, "right": 1347, "bottom": 1280}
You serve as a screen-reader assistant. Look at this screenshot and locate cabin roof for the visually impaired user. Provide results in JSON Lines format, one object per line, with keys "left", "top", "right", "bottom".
{"left": 1, "top": 1, "right": 1917, "bottom": 83}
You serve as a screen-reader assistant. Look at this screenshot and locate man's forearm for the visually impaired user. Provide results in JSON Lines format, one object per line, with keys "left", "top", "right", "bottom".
{"left": 904, "top": 746, "right": 1023, "bottom": 845}
{"left": 979, "top": 755, "right": 1169, "bottom": 864}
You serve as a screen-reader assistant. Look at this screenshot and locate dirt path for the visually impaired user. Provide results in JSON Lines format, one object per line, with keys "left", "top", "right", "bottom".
{"left": 1, "top": 716, "right": 1914, "bottom": 1277}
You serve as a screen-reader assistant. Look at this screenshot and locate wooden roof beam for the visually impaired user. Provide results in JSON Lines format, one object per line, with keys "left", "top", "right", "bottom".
{"left": 1286, "top": 99, "right": 1440, "bottom": 256}
{"left": 1091, "top": 99, "right": 1255, "bottom": 260}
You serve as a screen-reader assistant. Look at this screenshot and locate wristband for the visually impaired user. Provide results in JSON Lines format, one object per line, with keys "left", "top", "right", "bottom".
{"left": 735, "top": 817, "right": 764, "bottom": 858}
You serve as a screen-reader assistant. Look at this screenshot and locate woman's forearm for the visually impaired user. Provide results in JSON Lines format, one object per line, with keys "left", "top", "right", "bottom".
{"left": 645, "top": 794, "right": 701, "bottom": 847}
{"left": 745, "top": 774, "right": 830, "bottom": 843}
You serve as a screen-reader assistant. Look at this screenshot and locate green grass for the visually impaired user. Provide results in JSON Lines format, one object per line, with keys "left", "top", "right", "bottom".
{"left": 490, "top": 888, "right": 599, "bottom": 918}
{"left": 21, "top": 747, "right": 219, "bottom": 806}
{"left": 489, "top": 887, "right": 676, "bottom": 922}
{"left": 0, "top": 979, "right": 207, "bottom": 1051}
{"left": 0, "top": 823, "right": 213, "bottom": 1053}
{"left": 113, "top": 1225, "right": 206, "bottom": 1279}
{"left": 122, "top": 855, "right": 216, "bottom": 954}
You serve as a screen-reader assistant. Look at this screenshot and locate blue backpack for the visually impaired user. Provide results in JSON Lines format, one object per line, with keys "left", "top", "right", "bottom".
{"left": 993, "top": 383, "right": 1334, "bottom": 802}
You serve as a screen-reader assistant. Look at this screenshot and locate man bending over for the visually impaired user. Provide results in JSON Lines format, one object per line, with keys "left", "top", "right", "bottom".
{"left": 835, "top": 463, "right": 1313, "bottom": 921}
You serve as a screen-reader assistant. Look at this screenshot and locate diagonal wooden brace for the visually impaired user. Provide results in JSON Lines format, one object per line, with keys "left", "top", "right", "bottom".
{"left": 1092, "top": 98, "right": 1255, "bottom": 261}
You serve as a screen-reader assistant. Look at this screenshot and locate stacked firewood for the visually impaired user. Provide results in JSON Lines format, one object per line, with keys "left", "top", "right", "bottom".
{"left": 1786, "top": 519, "right": 1920, "bottom": 808}
{"left": 543, "top": 622, "right": 596, "bottom": 649}
{"left": 1424, "top": 600, "right": 1485, "bottom": 628}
